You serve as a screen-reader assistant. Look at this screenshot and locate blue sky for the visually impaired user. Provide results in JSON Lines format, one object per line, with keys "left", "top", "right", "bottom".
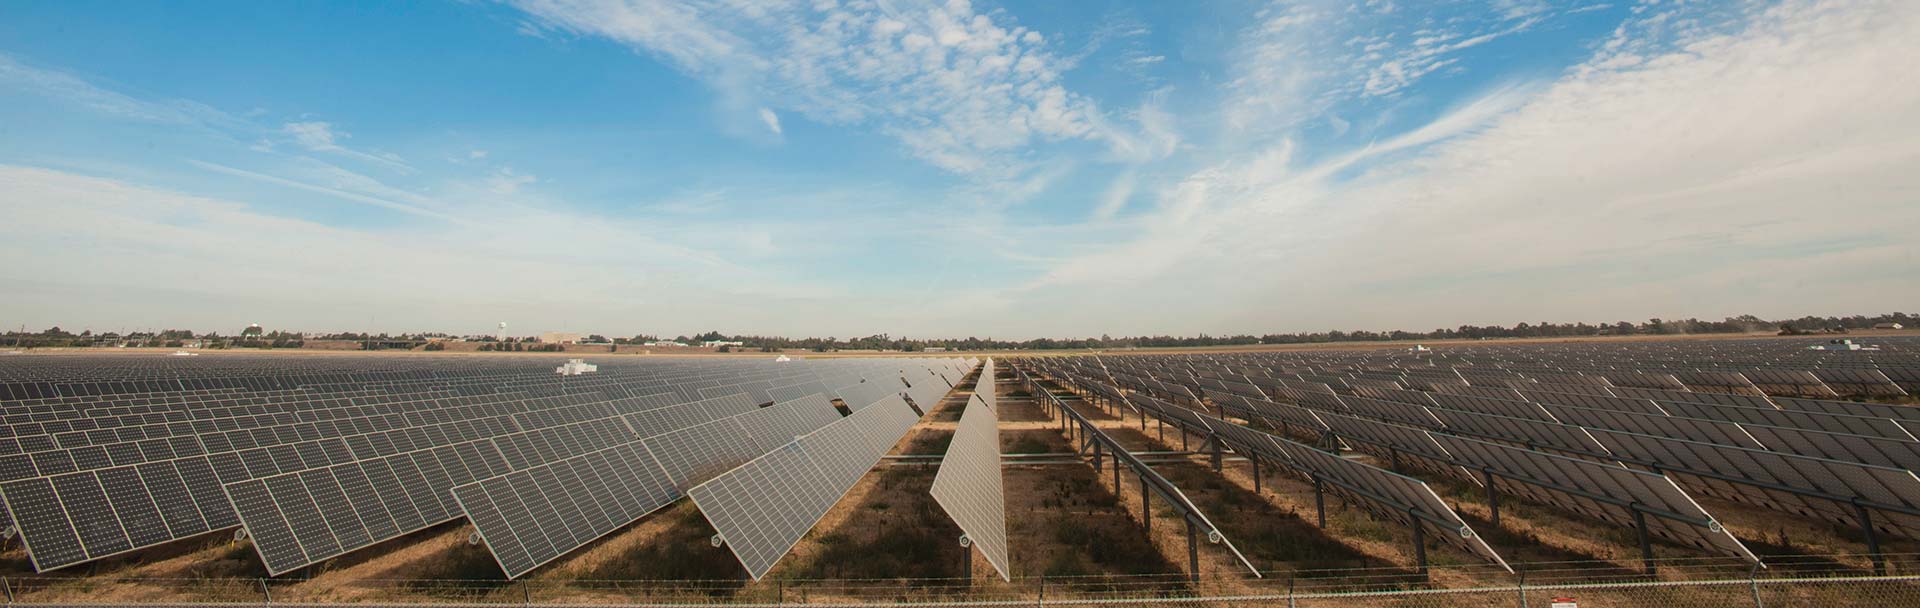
{"left": 2, "top": 0, "right": 1916, "bottom": 339}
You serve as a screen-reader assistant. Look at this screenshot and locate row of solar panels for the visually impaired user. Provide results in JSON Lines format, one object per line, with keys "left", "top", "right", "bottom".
{"left": 1159, "top": 356, "right": 1914, "bottom": 400}
{"left": 1009, "top": 362, "right": 1260, "bottom": 577}
{"left": 686, "top": 359, "right": 978, "bottom": 580}
{"left": 0, "top": 356, "right": 976, "bottom": 575}
{"left": 1081, "top": 353, "right": 1920, "bottom": 559}
{"left": 929, "top": 359, "right": 1010, "bottom": 581}
{"left": 1041, "top": 357, "right": 1760, "bottom": 566}
{"left": 1124, "top": 339, "right": 1920, "bottom": 398}
{"left": 1022, "top": 360, "right": 1511, "bottom": 570}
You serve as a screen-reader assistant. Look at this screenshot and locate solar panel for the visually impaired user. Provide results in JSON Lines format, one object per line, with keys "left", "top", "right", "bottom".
{"left": 1808, "top": 369, "right": 1908, "bottom": 398}
{"left": 691, "top": 397, "right": 923, "bottom": 580}
{"left": 1738, "top": 425, "right": 1920, "bottom": 472}
{"left": 1519, "top": 390, "right": 1668, "bottom": 415}
{"left": 1426, "top": 433, "right": 1757, "bottom": 562}
{"left": 975, "top": 359, "right": 997, "bottom": 411}
{"left": 1538, "top": 405, "right": 1765, "bottom": 450}
{"left": 642, "top": 417, "right": 760, "bottom": 491}
{"left": 1427, "top": 394, "right": 1555, "bottom": 422}
{"left": 452, "top": 442, "right": 680, "bottom": 578}
{"left": 929, "top": 395, "right": 1009, "bottom": 580}
{"left": 1580, "top": 427, "right": 1920, "bottom": 540}
{"left": 1425, "top": 408, "right": 1608, "bottom": 456}
{"left": 1213, "top": 395, "right": 1328, "bottom": 433}
{"left": 1341, "top": 395, "right": 1444, "bottom": 428}
{"left": 1657, "top": 401, "right": 1912, "bottom": 440}
{"left": 1266, "top": 435, "right": 1510, "bottom": 571}
{"left": 227, "top": 438, "right": 511, "bottom": 574}
{"left": 1774, "top": 396, "right": 1920, "bottom": 422}
{"left": 1315, "top": 411, "right": 1457, "bottom": 475}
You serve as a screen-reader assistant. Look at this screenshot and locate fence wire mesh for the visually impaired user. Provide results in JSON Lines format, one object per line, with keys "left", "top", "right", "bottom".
{"left": 4, "top": 554, "right": 1920, "bottom": 606}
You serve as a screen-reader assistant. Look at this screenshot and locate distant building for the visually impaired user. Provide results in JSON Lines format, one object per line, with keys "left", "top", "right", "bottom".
{"left": 702, "top": 340, "right": 745, "bottom": 348}
{"left": 540, "top": 332, "right": 583, "bottom": 344}
{"left": 924, "top": 346, "right": 948, "bottom": 352}
{"left": 554, "top": 359, "right": 597, "bottom": 375}
{"left": 645, "top": 340, "right": 688, "bottom": 347}
{"left": 1809, "top": 339, "right": 1882, "bottom": 351}
{"left": 1874, "top": 322, "right": 1906, "bottom": 330}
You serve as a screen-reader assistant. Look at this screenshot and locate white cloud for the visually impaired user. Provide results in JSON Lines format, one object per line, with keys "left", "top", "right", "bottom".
{"left": 0, "top": 53, "right": 237, "bottom": 127}
{"left": 1225, "top": 2, "right": 1544, "bottom": 136}
{"left": 189, "top": 160, "right": 456, "bottom": 222}
{"left": 0, "top": 164, "right": 911, "bottom": 336}
{"left": 510, "top": 0, "right": 1109, "bottom": 179}
{"left": 281, "top": 121, "right": 416, "bottom": 173}
{"left": 999, "top": 0, "right": 1920, "bottom": 337}
{"left": 757, "top": 107, "right": 782, "bottom": 135}
{"left": 283, "top": 121, "right": 343, "bottom": 149}
{"left": 1092, "top": 171, "right": 1135, "bottom": 220}
{"left": 484, "top": 167, "right": 537, "bottom": 195}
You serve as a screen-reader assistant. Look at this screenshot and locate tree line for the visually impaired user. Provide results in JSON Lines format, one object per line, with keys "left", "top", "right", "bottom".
{"left": 3, "top": 312, "right": 1911, "bottom": 351}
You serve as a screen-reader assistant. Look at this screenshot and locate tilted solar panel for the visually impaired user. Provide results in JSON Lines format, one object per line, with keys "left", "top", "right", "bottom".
{"left": 928, "top": 395, "right": 1010, "bottom": 581}
{"left": 1426, "top": 433, "right": 1757, "bottom": 562}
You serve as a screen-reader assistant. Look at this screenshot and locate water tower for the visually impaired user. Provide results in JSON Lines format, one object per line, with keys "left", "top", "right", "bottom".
{"left": 497, "top": 322, "right": 507, "bottom": 342}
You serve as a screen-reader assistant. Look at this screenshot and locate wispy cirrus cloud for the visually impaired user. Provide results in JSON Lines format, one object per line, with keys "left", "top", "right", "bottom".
{"left": 282, "top": 121, "right": 415, "bottom": 173}
{"left": 510, "top": 0, "right": 1106, "bottom": 179}
{"left": 989, "top": 0, "right": 1920, "bottom": 337}
{"left": 1224, "top": 1, "right": 1554, "bottom": 137}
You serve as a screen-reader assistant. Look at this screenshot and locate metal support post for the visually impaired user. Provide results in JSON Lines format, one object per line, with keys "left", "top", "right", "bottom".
{"left": 1483, "top": 468, "right": 1500, "bottom": 527}
{"left": 1140, "top": 475, "right": 1152, "bottom": 533}
{"left": 1313, "top": 475, "right": 1327, "bottom": 528}
{"left": 1410, "top": 508, "right": 1428, "bottom": 581}
{"left": 1186, "top": 519, "right": 1201, "bottom": 583}
{"left": 1633, "top": 509, "right": 1656, "bottom": 576}
{"left": 1211, "top": 437, "right": 1223, "bottom": 472}
{"left": 962, "top": 544, "right": 973, "bottom": 584}
{"left": 1855, "top": 501, "right": 1885, "bottom": 576}
{"left": 1252, "top": 455, "right": 1262, "bottom": 494}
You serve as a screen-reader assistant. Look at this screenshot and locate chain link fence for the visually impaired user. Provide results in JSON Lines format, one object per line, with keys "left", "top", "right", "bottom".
{"left": 4, "top": 554, "right": 1919, "bottom": 606}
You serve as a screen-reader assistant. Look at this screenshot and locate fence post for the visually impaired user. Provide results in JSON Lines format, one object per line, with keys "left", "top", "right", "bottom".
{"left": 258, "top": 578, "right": 271, "bottom": 606}
{"left": 2, "top": 576, "right": 12, "bottom": 606}
{"left": 1286, "top": 573, "right": 1296, "bottom": 608}
{"left": 1749, "top": 561, "right": 1764, "bottom": 608}
{"left": 1037, "top": 574, "right": 1045, "bottom": 608}
{"left": 522, "top": 581, "right": 532, "bottom": 607}
{"left": 1516, "top": 571, "right": 1526, "bottom": 608}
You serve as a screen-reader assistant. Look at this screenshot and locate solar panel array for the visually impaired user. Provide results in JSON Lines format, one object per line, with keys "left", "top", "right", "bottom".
{"left": 0, "top": 354, "right": 972, "bottom": 576}
{"left": 689, "top": 394, "right": 927, "bottom": 580}
{"left": 929, "top": 361, "right": 1010, "bottom": 581}
{"left": 1013, "top": 337, "right": 1920, "bottom": 568}
{"left": 1201, "top": 412, "right": 1510, "bottom": 570}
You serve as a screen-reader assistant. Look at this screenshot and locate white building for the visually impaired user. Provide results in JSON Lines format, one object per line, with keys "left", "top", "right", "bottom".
{"left": 702, "top": 340, "right": 745, "bottom": 348}
{"left": 540, "top": 332, "right": 583, "bottom": 344}
{"left": 645, "top": 340, "right": 688, "bottom": 347}
{"left": 1874, "top": 322, "right": 1905, "bottom": 330}
{"left": 555, "top": 359, "right": 597, "bottom": 375}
